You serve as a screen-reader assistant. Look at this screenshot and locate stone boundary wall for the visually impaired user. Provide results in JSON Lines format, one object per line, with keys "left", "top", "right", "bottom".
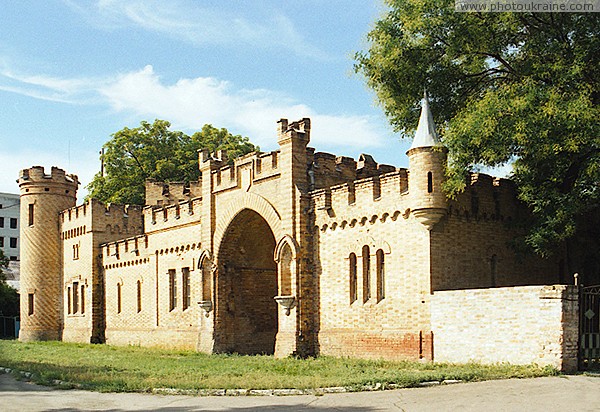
{"left": 431, "top": 285, "right": 578, "bottom": 372}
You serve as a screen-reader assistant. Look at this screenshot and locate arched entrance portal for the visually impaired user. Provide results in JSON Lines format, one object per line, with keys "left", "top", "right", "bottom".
{"left": 215, "top": 209, "right": 278, "bottom": 354}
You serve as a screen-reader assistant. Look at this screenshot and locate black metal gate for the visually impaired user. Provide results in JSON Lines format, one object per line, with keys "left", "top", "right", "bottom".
{"left": 580, "top": 285, "right": 600, "bottom": 370}
{"left": 0, "top": 316, "right": 19, "bottom": 339}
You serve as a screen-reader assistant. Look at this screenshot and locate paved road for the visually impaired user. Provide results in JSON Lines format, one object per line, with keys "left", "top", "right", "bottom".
{"left": 2, "top": 373, "right": 600, "bottom": 411}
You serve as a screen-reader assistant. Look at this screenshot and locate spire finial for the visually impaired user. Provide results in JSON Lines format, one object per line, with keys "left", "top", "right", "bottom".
{"left": 408, "top": 89, "right": 441, "bottom": 152}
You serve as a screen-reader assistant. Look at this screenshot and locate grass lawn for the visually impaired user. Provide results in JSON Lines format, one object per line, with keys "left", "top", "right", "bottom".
{"left": 0, "top": 340, "right": 559, "bottom": 393}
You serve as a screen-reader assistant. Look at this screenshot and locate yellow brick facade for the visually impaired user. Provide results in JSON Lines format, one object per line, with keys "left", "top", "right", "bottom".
{"left": 18, "top": 116, "right": 574, "bottom": 369}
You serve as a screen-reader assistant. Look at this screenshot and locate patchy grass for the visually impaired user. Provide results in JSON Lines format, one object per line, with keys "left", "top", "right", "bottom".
{"left": 0, "top": 340, "right": 558, "bottom": 393}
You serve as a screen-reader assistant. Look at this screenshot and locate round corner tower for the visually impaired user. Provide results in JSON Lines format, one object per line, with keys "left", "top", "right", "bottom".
{"left": 18, "top": 166, "right": 79, "bottom": 341}
{"left": 407, "top": 91, "right": 448, "bottom": 230}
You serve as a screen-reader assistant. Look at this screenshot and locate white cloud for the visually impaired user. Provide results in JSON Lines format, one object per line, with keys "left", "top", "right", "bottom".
{"left": 0, "top": 63, "right": 386, "bottom": 152}
{"left": 99, "top": 65, "right": 385, "bottom": 149}
{"left": 0, "top": 68, "right": 106, "bottom": 104}
{"left": 65, "top": 0, "right": 329, "bottom": 60}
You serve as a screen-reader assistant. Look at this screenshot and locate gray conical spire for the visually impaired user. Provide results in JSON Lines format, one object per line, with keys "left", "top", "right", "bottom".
{"left": 408, "top": 90, "right": 441, "bottom": 151}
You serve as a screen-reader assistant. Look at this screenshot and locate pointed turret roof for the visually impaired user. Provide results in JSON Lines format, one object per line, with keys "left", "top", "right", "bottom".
{"left": 408, "top": 90, "right": 441, "bottom": 151}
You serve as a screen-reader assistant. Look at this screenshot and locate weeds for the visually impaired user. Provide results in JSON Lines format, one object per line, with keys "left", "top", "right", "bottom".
{"left": 0, "top": 340, "right": 558, "bottom": 393}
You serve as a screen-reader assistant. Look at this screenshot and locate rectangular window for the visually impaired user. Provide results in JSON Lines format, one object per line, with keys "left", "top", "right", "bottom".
{"left": 0, "top": 237, "right": 3, "bottom": 248}
{"left": 73, "top": 244, "right": 79, "bottom": 260}
{"left": 10, "top": 238, "right": 17, "bottom": 248}
{"left": 28, "top": 293, "right": 34, "bottom": 316}
{"left": 10, "top": 218, "right": 17, "bottom": 229}
{"left": 0, "top": 217, "right": 4, "bottom": 228}
{"left": 81, "top": 284, "right": 85, "bottom": 314}
{"left": 73, "top": 282, "right": 79, "bottom": 314}
{"left": 169, "top": 269, "right": 177, "bottom": 311}
{"left": 29, "top": 204, "right": 34, "bottom": 226}
{"left": 182, "top": 267, "right": 190, "bottom": 311}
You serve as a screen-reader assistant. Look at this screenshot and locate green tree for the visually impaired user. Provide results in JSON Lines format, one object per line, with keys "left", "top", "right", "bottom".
{"left": 355, "top": 1, "right": 599, "bottom": 277}
{"left": 87, "top": 120, "right": 258, "bottom": 205}
{"left": 0, "top": 250, "right": 19, "bottom": 317}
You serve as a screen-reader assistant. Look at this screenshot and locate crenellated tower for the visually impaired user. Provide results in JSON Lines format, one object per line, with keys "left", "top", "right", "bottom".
{"left": 407, "top": 91, "right": 448, "bottom": 230}
{"left": 18, "top": 166, "right": 79, "bottom": 341}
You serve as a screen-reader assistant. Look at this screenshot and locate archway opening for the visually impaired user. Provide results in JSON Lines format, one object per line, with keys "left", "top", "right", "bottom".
{"left": 215, "top": 209, "right": 278, "bottom": 355}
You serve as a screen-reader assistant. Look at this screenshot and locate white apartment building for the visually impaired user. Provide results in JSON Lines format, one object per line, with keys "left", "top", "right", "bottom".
{"left": 0, "top": 192, "right": 20, "bottom": 289}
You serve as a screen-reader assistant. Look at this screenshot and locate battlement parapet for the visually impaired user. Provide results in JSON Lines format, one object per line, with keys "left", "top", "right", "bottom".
{"left": 145, "top": 180, "right": 201, "bottom": 207}
{"left": 61, "top": 202, "right": 90, "bottom": 221}
{"left": 209, "top": 150, "right": 281, "bottom": 193}
{"left": 102, "top": 234, "right": 149, "bottom": 265}
{"left": 18, "top": 166, "right": 79, "bottom": 196}
{"left": 312, "top": 171, "right": 410, "bottom": 223}
{"left": 278, "top": 118, "right": 311, "bottom": 144}
{"left": 19, "top": 165, "right": 78, "bottom": 184}
{"left": 60, "top": 199, "right": 143, "bottom": 240}
{"left": 144, "top": 197, "right": 202, "bottom": 231}
{"left": 448, "top": 172, "right": 520, "bottom": 221}
{"left": 309, "top": 151, "right": 398, "bottom": 190}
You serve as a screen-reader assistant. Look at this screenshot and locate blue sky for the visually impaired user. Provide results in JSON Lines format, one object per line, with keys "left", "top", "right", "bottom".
{"left": 0, "top": 0, "right": 412, "bottom": 197}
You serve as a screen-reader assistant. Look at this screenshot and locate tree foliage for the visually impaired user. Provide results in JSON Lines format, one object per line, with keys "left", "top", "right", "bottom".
{"left": 0, "top": 250, "right": 19, "bottom": 317}
{"left": 355, "top": 1, "right": 600, "bottom": 264}
{"left": 87, "top": 120, "right": 258, "bottom": 205}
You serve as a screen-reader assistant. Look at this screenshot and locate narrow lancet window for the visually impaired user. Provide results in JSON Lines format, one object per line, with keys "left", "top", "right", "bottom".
{"left": 117, "top": 283, "right": 122, "bottom": 314}
{"left": 182, "top": 267, "right": 190, "bottom": 310}
{"left": 376, "top": 249, "right": 385, "bottom": 302}
{"left": 279, "top": 244, "right": 293, "bottom": 296}
{"left": 81, "top": 284, "right": 85, "bottom": 314}
{"left": 427, "top": 171, "right": 433, "bottom": 193}
{"left": 201, "top": 259, "right": 212, "bottom": 301}
{"left": 349, "top": 253, "right": 357, "bottom": 304}
{"left": 169, "top": 269, "right": 177, "bottom": 311}
{"left": 137, "top": 280, "right": 142, "bottom": 313}
{"left": 362, "top": 245, "right": 371, "bottom": 303}
{"left": 491, "top": 254, "right": 498, "bottom": 287}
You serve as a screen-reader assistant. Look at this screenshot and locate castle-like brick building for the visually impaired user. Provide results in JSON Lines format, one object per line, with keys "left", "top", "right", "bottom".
{"left": 18, "top": 97, "right": 579, "bottom": 371}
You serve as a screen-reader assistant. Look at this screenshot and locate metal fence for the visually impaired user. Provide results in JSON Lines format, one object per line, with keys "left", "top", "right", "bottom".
{"left": 0, "top": 316, "right": 19, "bottom": 339}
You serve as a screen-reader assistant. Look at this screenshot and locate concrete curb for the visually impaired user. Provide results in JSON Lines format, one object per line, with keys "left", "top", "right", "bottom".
{"left": 0, "top": 366, "right": 465, "bottom": 396}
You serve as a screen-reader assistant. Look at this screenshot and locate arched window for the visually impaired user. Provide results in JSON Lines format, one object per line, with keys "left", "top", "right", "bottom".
{"left": 349, "top": 253, "right": 357, "bottom": 304}
{"left": 137, "top": 280, "right": 142, "bottom": 313}
{"left": 117, "top": 283, "right": 122, "bottom": 314}
{"left": 376, "top": 249, "right": 385, "bottom": 302}
{"left": 182, "top": 267, "right": 191, "bottom": 310}
{"left": 200, "top": 258, "right": 212, "bottom": 301}
{"left": 362, "top": 245, "right": 371, "bottom": 303}
{"left": 279, "top": 244, "right": 293, "bottom": 296}
{"left": 168, "top": 269, "right": 177, "bottom": 311}
{"left": 73, "top": 282, "right": 79, "bottom": 314}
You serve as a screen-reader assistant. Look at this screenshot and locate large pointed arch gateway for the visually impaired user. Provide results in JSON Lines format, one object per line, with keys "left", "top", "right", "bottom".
{"left": 214, "top": 208, "right": 278, "bottom": 354}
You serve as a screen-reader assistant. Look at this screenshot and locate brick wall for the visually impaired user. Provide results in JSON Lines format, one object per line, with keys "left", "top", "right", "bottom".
{"left": 103, "top": 221, "right": 203, "bottom": 349}
{"left": 431, "top": 285, "right": 579, "bottom": 372}
{"left": 431, "top": 215, "right": 559, "bottom": 291}
{"left": 313, "top": 172, "right": 434, "bottom": 360}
